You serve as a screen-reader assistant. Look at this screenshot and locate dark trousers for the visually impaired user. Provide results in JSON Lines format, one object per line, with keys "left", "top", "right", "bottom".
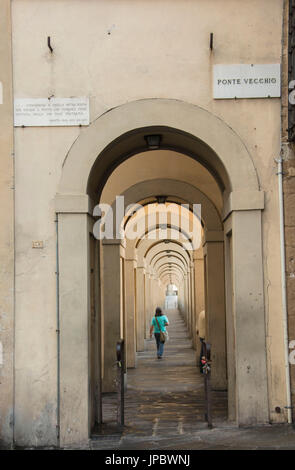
{"left": 154, "top": 333, "right": 164, "bottom": 357}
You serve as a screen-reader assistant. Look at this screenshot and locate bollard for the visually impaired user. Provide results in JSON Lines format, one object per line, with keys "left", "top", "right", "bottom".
{"left": 202, "top": 342, "right": 213, "bottom": 429}
{"left": 116, "top": 339, "right": 125, "bottom": 427}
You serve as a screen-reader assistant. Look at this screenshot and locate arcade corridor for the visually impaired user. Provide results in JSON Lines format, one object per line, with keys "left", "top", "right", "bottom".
{"left": 92, "top": 308, "right": 227, "bottom": 449}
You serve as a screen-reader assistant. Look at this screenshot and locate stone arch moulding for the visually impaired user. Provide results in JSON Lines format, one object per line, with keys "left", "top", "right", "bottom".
{"left": 56, "top": 98, "right": 263, "bottom": 219}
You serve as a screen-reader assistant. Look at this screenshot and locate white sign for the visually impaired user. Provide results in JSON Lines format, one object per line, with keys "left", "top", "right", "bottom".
{"left": 14, "top": 97, "right": 89, "bottom": 126}
{"left": 213, "top": 64, "right": 281, "bottom": 99}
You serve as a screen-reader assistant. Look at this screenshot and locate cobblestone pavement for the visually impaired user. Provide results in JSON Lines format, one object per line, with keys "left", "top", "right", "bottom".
{"left": 90, "top": 309, "right": 295, "bottom": 450}
{"left": 4, "top": 309, "right": 295, "bottom": 450}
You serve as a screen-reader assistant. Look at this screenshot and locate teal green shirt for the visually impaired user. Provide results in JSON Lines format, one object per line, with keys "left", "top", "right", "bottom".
{"left": 151, "top": 315, "right": 169, "bottom": 333}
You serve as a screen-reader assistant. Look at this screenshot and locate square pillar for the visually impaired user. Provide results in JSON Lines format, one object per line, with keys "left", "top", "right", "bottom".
{"left": 125, "top": 258, "right": 137, "bottom": 368}
{"left": 184, "top": 274, "right": 189, "bottom": 326}
{"left": 58, "top": 213, "right": 90, "bottom": 447}
{"left": 102, "top": 240, "right": 124, "bottom": 392}
{"left": 194, "top": 248, "right": 205, "bottom": 327}
{"left": 224, "top": 221, "right": 236, "bottom": 421}
{"left": 152, "top": 276, "right": 158, "bottom": 313}
{"left": 186, "top": 269, "right": 192, "bottom": 336}
{"left": 136, "top": 267, "right": 146, "bottom": 351}
{"left": 231, "top": 210, "right": 269, "bottom": 424}
{"left": 145, "top": 274, "right": 152, "bottom": 337}
{"left": 190, "top": 264, "right": 196, "bottom": 347}
{"left": 203, "top": 232, "right": 227, "bottom": 390}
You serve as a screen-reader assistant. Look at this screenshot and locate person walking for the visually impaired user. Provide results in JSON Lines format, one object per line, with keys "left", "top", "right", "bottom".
{"left": 150, "top": 307, "right": 169, "bottom": 359}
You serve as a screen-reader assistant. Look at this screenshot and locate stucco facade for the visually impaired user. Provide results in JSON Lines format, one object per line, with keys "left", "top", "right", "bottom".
{"left": 0, "top": 0, "right": 14, "bottom": 447}
{"left": 0, "top": 0, "right": 294, "bottom": 448}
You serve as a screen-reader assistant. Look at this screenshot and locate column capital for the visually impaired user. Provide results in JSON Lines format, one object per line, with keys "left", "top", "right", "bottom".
{"left": 55, "top": 194, "right": 94, "bottom": 214}
{"left": 102, "top": 240, "right": 125, "bottom": 259}
{"left": 136, "top": 264, "right": 146, "bottom": 271}
{"left": 223, "top": 190, "right": 264, "bottom": 221}
{"left": 203, "top": 230, "right": 224, "bottom": 244}
{"left": 125, "top": 257, "right": 137, "bottom": 266}
{"left": 102, "top": 238, "right": 125, "bottom": 246}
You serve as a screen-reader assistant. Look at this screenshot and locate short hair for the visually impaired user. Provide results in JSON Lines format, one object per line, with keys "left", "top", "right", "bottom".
{"left": 155, "top": 307, "right": 163, "bottom": 317}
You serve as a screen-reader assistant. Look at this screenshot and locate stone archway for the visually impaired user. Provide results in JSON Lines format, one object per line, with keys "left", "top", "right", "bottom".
{"left": 57, "top": 98, "right": 260, "bottom": 198}
{"left": 55, "top": 98, "right": 267, "bottom": 447}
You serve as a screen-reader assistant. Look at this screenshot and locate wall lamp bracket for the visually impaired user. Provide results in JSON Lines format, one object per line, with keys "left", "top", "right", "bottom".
{"left": 144, "top": 134, "right": 162, "bottom": 149}
{"left": 156, "top": 195, "right": 167, "bottom": 204}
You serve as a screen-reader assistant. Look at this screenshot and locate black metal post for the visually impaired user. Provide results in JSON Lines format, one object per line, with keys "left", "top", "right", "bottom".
{"left": 203, "top": 342, "right": 213, "bottom": 429}
{"left": 116, "top": 339, "right": 125, "bottom": 427}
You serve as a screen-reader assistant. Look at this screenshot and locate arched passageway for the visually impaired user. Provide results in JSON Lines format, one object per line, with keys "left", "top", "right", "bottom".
{"left": 97, "top": 308, "right": 228, "bottom": 445}
{"left": 55, "top": 99, "right": 267, "bottom": 447}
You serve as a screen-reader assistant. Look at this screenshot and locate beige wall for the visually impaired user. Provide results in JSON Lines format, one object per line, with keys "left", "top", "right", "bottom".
{"left": 9, "top": 0, "right": 288, "bottom": 445}
{"left": 0, "top": 0, "right": 14, "bottom": 446}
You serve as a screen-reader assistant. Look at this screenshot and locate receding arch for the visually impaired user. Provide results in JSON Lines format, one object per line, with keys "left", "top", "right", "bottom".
{"left": 150, "top": 250, "right": 189, "bottom": 269}
{"left": 112, "top": 179, "right": 222, "bottom": 232}
{"left": 142, "top": 239, "right": 192, "bottom": 263}
{"left": 152, "top": 253, "right": 187, "bottom": 272}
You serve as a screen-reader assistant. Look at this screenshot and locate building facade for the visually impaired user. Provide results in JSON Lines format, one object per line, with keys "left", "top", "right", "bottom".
{"left": 0, "top": 0, "right": 294, "bottom": 448}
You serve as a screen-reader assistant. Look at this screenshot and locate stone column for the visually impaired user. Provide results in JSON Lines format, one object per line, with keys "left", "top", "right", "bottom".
{"left": 158, "top": 279, "right": 163, "bottom": 309}
{"left": 178, "top": 282, "right": 184, "bottom": 315}
{"left": 153, "top": 276, "right": 158, "bottom": 312}
{"left": 102, "top": 240, "right": 124, "bottom": 392}
{"left": 136, "top": 266, "right": 145, "bottom": 351}
{"left": 224, "top": 218, "right": 236, "bottom": 421}
{"left": 203, "top": 231, "right": 227, "bottom": 390}
{"left": 58, "top": 212, "right": 90, "bottom": 447}
{"left": 185, "top": 273, "right": 189, "bottom": 327}
{"left": 181, "top": 276, "right": 187, "bottom": 320}
{"left": 156, "top": 281, "right": 159, "bottom": 309}
{"left": 125, "top": 257, "right": 136, "bottom": 368}
{"left": 145, "top": 272, "right": 152, "bottom": 337}
{"left": 188, "top": 268, "right": 193, "bottom": 336}
{"left": 230, "top": 210, "right": 269, "bottom": 424}
{"left": 194, "top": 248, "right": 205, "bottom": 360}
{"left": 190, "top": 263, "right": 196, "bottom": 348}
{"left": 190, "top": 265, "right": 195, "bottom": 337}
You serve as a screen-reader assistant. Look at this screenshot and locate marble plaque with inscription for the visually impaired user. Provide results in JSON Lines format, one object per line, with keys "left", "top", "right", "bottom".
{"left": 14, "top": 97, "right": 89, "bottom": 126}
{"left": 213, "top": 64, "right": 281, "bottom": 99}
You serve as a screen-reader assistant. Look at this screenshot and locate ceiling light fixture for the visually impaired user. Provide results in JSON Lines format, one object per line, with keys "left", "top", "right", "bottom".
{"left": 144, "top": 134, "right": 162, "bottom": 150}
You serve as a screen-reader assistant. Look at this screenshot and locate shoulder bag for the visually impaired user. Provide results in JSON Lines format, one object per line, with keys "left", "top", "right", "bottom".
{"left": 155, "top": 317, "right": 168, "bottom": 343}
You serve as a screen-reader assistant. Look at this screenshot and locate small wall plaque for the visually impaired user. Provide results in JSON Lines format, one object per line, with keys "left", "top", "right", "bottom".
{"left": 14, "top": 97, "right": 89, "bottom": 127}
{"left": 32, "top": 241, "right": 44, "bottom": 249}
